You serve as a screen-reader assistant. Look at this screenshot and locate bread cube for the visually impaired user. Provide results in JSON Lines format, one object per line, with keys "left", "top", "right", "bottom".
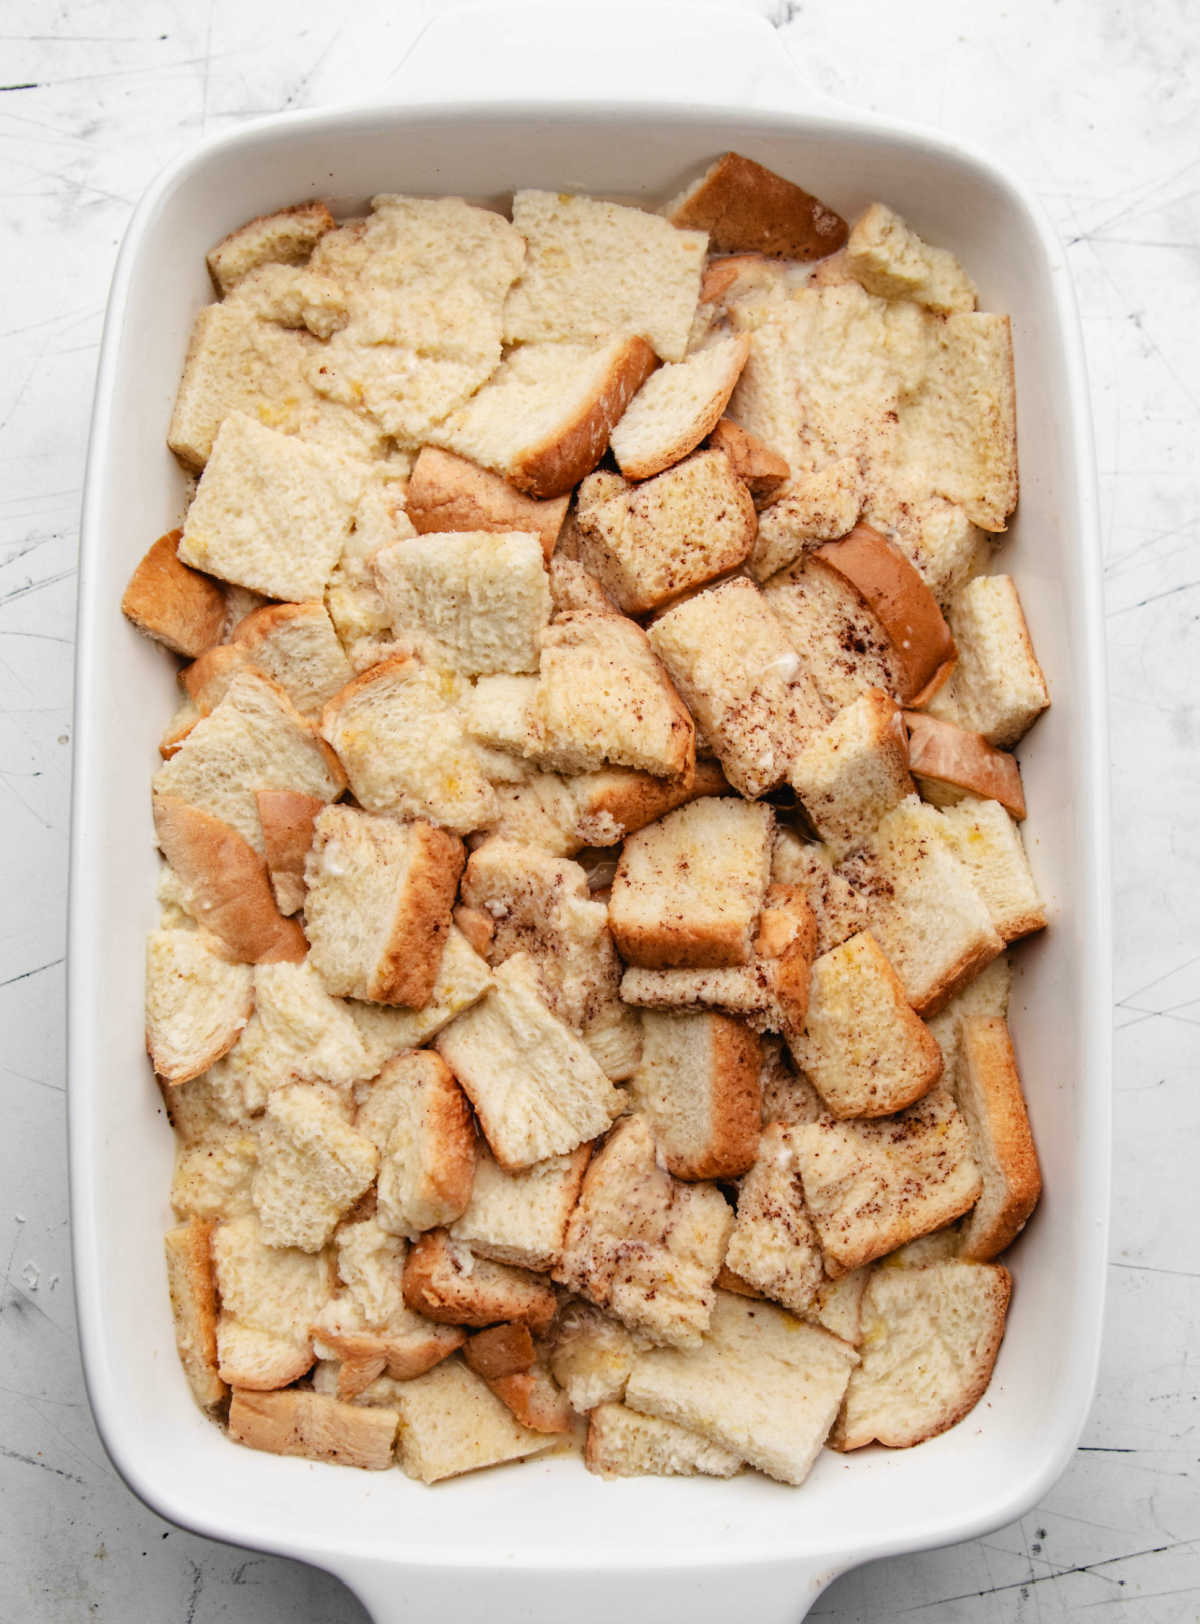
{"left": 229, "top": 1387, "right": 398, "bottom": 1470}
{"left": 170, "top": 1121, "right": 260, "bottom": 1221}
{"left": 392, "top": 1358, "right": 557, "bottom": 1482}
{"left": 345, "top": 927, "right": 492, "bottom": 1068}
{"left": 252, "top": 1083, "right": 379, "bottom": 1252}
{"left": 122, "top": 529, "right": 226, "bottom": 657}
{"left": 747, "top": 458, "right": 862, "bottom": 580}
{"left": 789, "top": 689, "right": 913, "bottom": 859}
{"left": 707, "top": 418, "right": 790, "bottom": 502}
{"left": 211, "top": 1213, "right": 332, "bottom": 1389}
{"left": 229, "top": 601, "right": 353, "bottom": 717}
{"left": 630, "top": 1010, "right": 762, "bottom": 1180}
{"left": 723, "top": 1124, "right": 824, "bottom": 1315}
{"left": 763, "top": 550, "right": 903, "bottom": 712}
{"left": 609, "top": 334, "right": 749, "bottom": 480}
{"left": 145, "top": 928, "right": 254, "bottom": 1085}
{"left": 402, "top": 1231, "right": 558, "bottom": 1331}
{"left": 207, "top": 200, "right": 336, "bottom": 294}
{"left": 164, "top": 1220, "right": 226, "bottom": 1411}
{"left": 449, "top": 1142, "right": 591, "bottom": 1274}
{"left": 925, "top": 575, "right": 1049, "bottom": 747}
{"left": 406, "top": 447, "right": 569, "bottom": 559}
{"left": 254, "top": 788, "right": 324, "bottom": 915}
{"left": 903, "top": 710, "right": 1026, "bottom": 820}
{"left": 354, "top": 1052, "right": 476, "bottom": 1239}
{"left": 955, "top": 1016, "right": 1042, "bottom": 1261}
{"left": 585, "top": 1403, "right": 741, "bottom": 1478}
{"left": 844, "top": 203, "right": 977, "bottom": 315}
{"left": 939, "top": 797, "right": 1046, "bottom": 942}
{"left": 770, "top": 830, "right": 871, "bottom": 956}
{"left": 667, "top": 153, "right": 847, "bottom": 262}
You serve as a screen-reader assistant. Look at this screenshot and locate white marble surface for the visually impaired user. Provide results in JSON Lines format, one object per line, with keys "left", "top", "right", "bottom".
{"left": 1, "top": 0, "right": 1196, "bottom": 1618}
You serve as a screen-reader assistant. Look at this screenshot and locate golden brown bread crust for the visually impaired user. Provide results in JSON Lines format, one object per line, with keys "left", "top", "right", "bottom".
{"left": 228, "top": 1386, "right": 398, "bottom": 1469}
{"left": 121, "top": 531, "right": 227, "bottom": 658}
{"left": 485, "top": 1364, "right": 572, "bottom": 1434}
{"left": 668, "top": 154, "right": 848, "bottom": 261}
{"left": 912, "top": 934, "right": 1005, "bottom": 1020}
{"left": 317, "top": 1325, "right": 465, "bottom": 1396}
{"left": 206, "top": 200, "right": 337, "bottom": 292}
{"left": 367, "top": 822, "right": 466, "bottom": 1006}
{"left": 675, "top": 1015, "right": 763, "bottom": 1182}
{"left": 464, "top": 1323, "right": 536, "bottom": 1381}
{"left": 403, "top": 1230, "right": 558, "bottom": 1332}
{"left": 163, "top": 1219, "right": 226, "bottom": 1410}
{"left": 957, "top": 1017, "right": 1042, "bottom": 1261}
{"left": 254, "top": 787, "right": 325, "bottom": 913}
{"left": 406, "top": 447, "right": 570, "bottom": 561}
{"left": 452, "top": 902, "right": 496, "bottom": 958}
{"left": 510, "top": 336, "right": 658, "bottom": 499}
{"left": 707, "top": 417, "right": 790, "bottom": 502}
{"left": 181, "top": 643, "right": 251, "bottom": 710}
{"left": 757, "top": 883, "right": 817, "bottom": 1038}
{"left": 903, "top": 711, "right": 1026, "bottom": 820}
{"left": 572, "top": 757, "right": 731, "bottom": 842}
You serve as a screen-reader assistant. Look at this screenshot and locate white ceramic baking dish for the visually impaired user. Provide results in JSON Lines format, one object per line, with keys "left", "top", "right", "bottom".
{"left": 69, "top": 6, "right": 1112, "bottom": 1620}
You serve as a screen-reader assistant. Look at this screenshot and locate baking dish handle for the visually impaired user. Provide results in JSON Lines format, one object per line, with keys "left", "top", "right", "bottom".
{"left": 385, "top": 0, "right": 845, "bottom": 118}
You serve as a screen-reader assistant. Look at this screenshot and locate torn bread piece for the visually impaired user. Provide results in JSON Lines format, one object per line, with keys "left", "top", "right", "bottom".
{"left": 747, "top": 458, "right": 863, "bottom": 580}
{"left": 625, "top": 1290, "right": 857, "bottom": 1486}
{"left": 207, "top": 200, "right": 336, "bottom": 294}
{"left": 790, "top": 1086, "right": 982, "bottom": 1277}
{"left": 146, "top": 928, "right": 254, "bottom": 1085}
{"left": 789, "top": 689, "right": 913, "bottom": 860}
{"left": 228, "top": 601, "right": 353, "bottom": 717}
{"left": 406, "top": 447, "right": 568, "bottom": 560}
{"left": 610, "top": 333, "right": 749, "bottom": 481}
{"left": 346, "top": 926, "right": 493, "bottom": 1067}
{"left": 771, "top": 831, "right": 872, "bottom": 956}
{"left": 170, "top": 1120, "right": 260, "bottom": 1222}
{"left": 844, "top": 203, "right": 977, "bottom": 315}
{"left": 586, "top": 1403, "right": 741, "bottom": 1478}
{"left": 122, "top": 530, "right": 226, "bottom": 657}
{"left": 955, "top": 1016, "right": 1041, "bottom": 1261}
{"left": 925, "top": 574, "right": 1049, "bottom": 748}
{"left": 392, "top": 1357, "right": 557, "bottom": 1482}
{"left": 831, "top": 1261, "right": 1010, "bottom": 1450}
{"left": 229, "top": 1387, "right": 397, "bottom": 1469}
{"left": 355, "top": 1051, "right": 476, "bottom": 1239}
{"left": 763, "top": 551, "right": 904, "bottom": 714}
{"left": 609, "top": 797, "right": 773, "bottom": 969}
{"left": 218, "top": 959, "right": 372, "bottom": 1115}
{"left": 903, "top": 710, "right": 1026, "bottom": 820}
{"left": 789, "top": 931, "right": 944, "bottom": 1119}
{"left": 254, "top": 788, "right": 324, "bottom": 915}
{"left": 164, "top": 1219, "right": 226, "bottom": 1410}
{"left": 630, "top": 1011, "right": 762, "bottom": 1180}
{"left": 808, "top": 1267, "right": 871, "bottom": 1347}
{"left": 450, "top": 1143, "right": 591, "bottom": 1273}
{"left": 547, "top": 1301, "right": 637, "bottom": 1412}
{"left": 666, "top": 153, "right": 847, "bottom": 262}
{"left": 212, "top": 1213, "right": 332, "bottom": 1389}
{"left": 479, "top": 1358, "right": 572, "bottom": 1435}
{"left": 723, "top": 1123, "right": 824, "bottom": 1316}
{"left": 251, "top": 1083, "right": 379, "bottom": 1252}
{"left": 925, "top": 952, "right": 1012, "bottom": 1082}
{"left": 939, "top": 797, "right": 1046, "bottom": 942}
{"left": 224, "top": 262, "right": 348, "bottom": 339}
{"left": 463, "top": 1322, "right": 535, "bottom": 1381}
{"left": 707, "top": 417, "right": 790, "bottom": 502}
{"left": 435, "top": 953, "right": 623, "bottom": 1169}
{"left": 403, "top": 1231, "right": 558, "bottom": 1332}
{"left": 758, "top": 1035, "right": 828, "bottom": 1128}
{"left": 303, "top": 804, "right": 465, "bottom": 1006}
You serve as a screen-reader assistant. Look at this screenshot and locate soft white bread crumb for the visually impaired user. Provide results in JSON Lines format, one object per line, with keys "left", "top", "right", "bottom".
{"left": 844, "top": 203, "right": 977, "bottom": 315}
{"left": 747, "top": 459, "right": 862, "bottom": 581}
{"left": 251, "top": 1083, "right": 379, "bottom": 1252}
{"left": 170, "top": 1121, "right": 260, "bottom": 1221}
{"left": 145, "top": 928, "right": 254, "bottom": 1085}
{"left": 666, "top": 153, "right": 847, "bottom": 262}
{"left": 164, "top": 1220, "right": 227, "bottom": 1410}
{"left": 763, "top": 551, "right": 902, "bottom": 714}
{"left": 586, "top": 1402, "right": 741, "bottom": 1478}
{"left": 406, "top": 447, "right": 569, "bottom": 559}
{"left": 504, "top": 189, "right": 707, "bottom": 363}
{"left": 808, "top": 1267, "right": 871, "bottom": 1346}
{"left": 346, "top": 926, "right": 493, "bottom": 1067}
{"left": 547, "top": 1301, "right": 637, "bottom": 1412}
{"left": 789, "top": 931, "right": 944, "bottom": 1119}
{"left": 625, "top": 1290, "right": 857, "bottom": 1486}
{"left": 831, "top": 1260, "right": 1010, "bottom": 1450}
{"left": 254, "top": 788, "right": 324, "bottom": 916}
{"left": 402, "top": 1230, "right": 558, "bottom": 1332}
{"left": 939, "top": 797, "right": 1046, "bottom": 942}
{"left": 925, "top": 953, "right": 1012, "bottom": 1082}
{"left": 392, "top": 1357, "right": 557, "bottom": 1483}
{"left": 229, "top": 602, "right": 353, "bottom": 716}
{"left": 207, "top": 200, "right": 336, "bottom": 293}
{"left": 954, "top": 1016, "right": 1042, "bottom": 1261}
{"left": 228, "top": 1386, "right": 398, "bottom": 1470}
{"left": 355, "top": 1051, "right": 476, "bottom": 1240}
{"left": 770, "top": 831, "right": 871, "bottom": 956}
{"left": 925, "top": 574, "right": 1049, "bottom": 747}
{"left": 758, "top": 1035, "right": 827, "bottom": 1128}
{"left": 903, "top": 710, "right": 1026, "bottom": 820}
{"left": 122, "top": 529, "right": 226, "bottom": 657}
{"left": 224, "top": 262, "right": 348, "bottom": 339}
{"left": 723, "top": 1123, "right": 824, "bottom": 1316}
{"left": 610, "top": 334, "right": 749, "bottom": 480}
{"left": 789, "top": 689, "right": 913, "bottom": 860}
{"left": 630, "top": 1010, "right": 762, "bottom": 1180}
{"left": 434, "top": 953, "right": 623, "bottom": 1169}
{"left": 449, "top": 1143, "right": 591, "bottom": 1273}
{"left": 212, "top": 1213, "right": 332, "bottom": 1389}
{"left": 706, "top": 418, "right": 790, "bottom": 503}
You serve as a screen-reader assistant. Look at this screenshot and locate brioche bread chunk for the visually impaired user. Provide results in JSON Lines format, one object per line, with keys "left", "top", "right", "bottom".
{"left": 648, "top": 580, "right": 829, "bottom": 797}
{"left": 229, "top": 602, "right": 353, "bottom": 716}
{"left": 904, "top": 711, "right": 1026, "bottom": 820}
{"left": 320, "top": 657, "right": 496, "bottom": 835}
{"left": 403, "top": 1230, "right": 558, "bottom": 1331}
{"left": 630, "top": 1011, "right": 762, "bottom": 1180}
{"left": 324, "top": 470, "right": 415, "bottom": 663}
{"left": 170, "top": 1121, "right": 260, "bottom": 1221}
{"left": 573, "top": 449, "right": 756, "bottom": 614}
{"left": 251, "top": 1083, "right": 379, "bottom": 1252}
{"left": 939, "top": 797, "right": 1046, "bottom": 942}
{"left": 450, "top": 1143, "right": 591, "bottom": 1273}
{"left": 789, "top": 689, "right": 913, "bottom": 860}
{"left": 955, "top": 1016, "right": 1041, "bottom": 1260}
{"left": 224, "top": 262, "right": 348, "bottom": 339}
{"left": 434, "top": 954, "right": 623, "bottom": 1170}
{"left": 791, "top": 932, "right": 943, "bottom": 1119}
{"left": 346, "top": 926, "right": 492, "bottom": 1068}
{"left": 178, "top": 413, "right": 364, "bottom": 602}
{"left": 586, "top": 1403, "right": 741, "bottom": 1478}
{"left": 122, "top": 530, "right": 226, "bottom": 657}
{"left": 763, "top": 552, "right": 903, "bottom": 715}
{"left": 207, "top": 200, "right": 336, "bottom": 293}
{"left": 771, "top": 831, "right": 872, "bottom": 956}
{"left": 609, "top": 334, "right": 749, "bottom": 480}
{"left": 429, "top": 336, "right": 657, "bottom": 499}
{"left": 547, "top": 1301, "right": 637, "bottom": 1412}
{"left": 179, "top": 643, "right": 251, "bottom": 715}
{"left": 723, "top": 1124, "right": 824, "bottom": 1316}
{"left": 229, "top": 1387, "right": 397, "bottom": 1470}
{"left": 625, "top": 1290, "right": 857, "bottom": 1486}
{"left": 504, "top": 189, "right": 707, "bottom": 363}
{"left": 609, "top": 798, "right": 773, "bottom": 969}
{"left": 707, "top": 418, "right": 790, "bottom": 502}
{"left": 479, "top": 1359, "right": 572, "bottom": 1435}
{"left": 145, "top": 929, "right": 254, "bottom": 1084}
{"left": 747, "top": 458, "right": 862, "bottom": 581}
{"left": 758, "top": 1035, "right": 827, "bottom": 1128}
{"left": 831, "top": 1261, "right": 1010, "bottom": 1450}
{"left": 925, "top": 574, "right": 1049, "bottom": 747}
{"left": 865, "top": 486, "right": 987, "bottom": 607}
{"left": 555, "top": 1115, "right": 733, "bottom": 1349}
{"left": 666, "top": 153, "right": 847, "bottom": 262}
{"left": 164, "top": 1220, "right": 226, "bottom": 1410}
{"left": 406, "top": 447, "right": 568, "bottom": 559}
{"left": 808, "top": 1267, "right": 871, "bottom": 1347}
{"left": 925, "top": 952, "right": 1012, "bottom": 1081}
{"left": 884, "top": 1226, "right": 965, "bottom": 1267}
{"left": 153, "top": 798, "right": 307, "bottom": 965}
{"left": 303, "top": 805, "right": 465, "bottom": 1006}
{"left": 159, "top": 698, "right": 202, "bottom": 761}
{"left": 791, "top": 1086, "right": 982, "bottom": 1277}
{"left": 254, "top": 788, "right": 324, "bottom": 915}
{"left": 212, "top": 1213, "right": 331, "bottom": 1389}
{"left": 354, "top": 1052, "right": 476, "bottom": 1239}
{"left": 844, "top": 203, "right": 977, "bottom": 315}
{"left": 463, "top": 1323, "right": 535, "bottom": 1381}
{"left": 392, "top": 1357, "right": 557, "bottom": 1482}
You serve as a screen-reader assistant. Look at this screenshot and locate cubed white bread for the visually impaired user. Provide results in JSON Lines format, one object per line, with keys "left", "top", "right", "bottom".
{"left": 406, "top": 447, "right": 568, "bottom": 560}
{"left": 122, "top": 529, "right": 226, "bottom": 657}
{"left": 555, "top": 1115, "right": 733, "bottom": 1350}
{"left": 625, "top": 1290, "right": 857, "bottom": 1486}
{"left": 206, "top": 200, "right": 336, "bottom": 293}
{"left": 609, "top": 334, "right": 749, "bottom": 480}
{"left": 548, "top": 551, "right": 617, "bottom": 616}
{"left": 723, "top": 1124, "right": 824, "bottom": 1316}
{"left": 925, "top": 574, "right": 1049, "bottom": 747}
{"left": 883, "top": 1226, "right": 965, "bottom": 1267}
{"left": 666, "top": 153, "right": 847, "bottom": 262}
{"left": 354, "top": 1052, "right": 476, "bottom": 1240}
{"left": 954, "top": 1016, "right": 1042, "bottom": 1261}
{"left": 763, "top": 552, "right": 903, "bottom": 714}
{"left": 435, "top": 954, "right": 623, "bottom": 1169}
{"left": 159, "top": 698, "right": 201, "bottom": 762}
{"left": 477, "top": 1360, "right": 573, "bottom": 1435}
{"left": 212, "top": 1213, "right": 332, "bottom": 1389}
{"left": 449, "top": 1143, "right": 591, "bottom": 1273}
{"left": 402, "top": 1230, "right": 558, "bottom": 1332}
{"left": 547, "top": 1301, "right": 637, "bottom": 1412}
{"left": 153, "top": 668, "right": 345, "bottom": 854}
{"left": 392, "top": 1357, "right": 558, "bottom": 1482}
{"left": 609, "top": 797, "right": 773, "bottom": 969}
{"left": 586, "top": 1402, "right": 741, "bottom": 1478}
{"left": 648, "top": 579, "right": 829, "bottom": 797}
{"left": 925, "top": 953, "right": 1012, "bottom": 1081}
{"left": 152, "top": 797, "right": 307, "bottom": 965}
{"left": 178, "top": 413, "right": 364, "bottom": 602}
{"left": 790, "top": 1086, "right": 982, "bottom": 1277}
{"left": 228, "top": 602, "right": 353, "bottom": 716}
{"left": 903, "top": 710, "right": 1026, "bottom": 820}
{"left": 939, "top": 797, "right": 1046, "bottom": 942}
{"left": 429, "top": 336, "right": 657, "bottom": 499}
{"left": 844, "top": 203, "right": 977, "bottom": 314}
{"left": 865, "top": 486, "right": 987, "bottom": 607}
{"left": 303, "top": 805, "right": 465, "bottom": 1006}
{"left": 504, "top": 189, "right": 707, "bottom": 363}
{"left": 346, "top": 927, "right": 493, "bottom": 1069}
{"left": 224, "top": 262, "right": 349, "bottom": 339}
{"left": 164, "top": 1220, "right": 227, "bottom": 1410}
{"left": 789, "top": 931, "right": 944, "bottom": 1119}
{"left": 724, "top": 322, "right": 804, "bottom": 468}
{"left": 170, "top": 1121, "right": 260, "bottom": 1221}
{"left": 145, "top": 928, "right": 254, "bottom": 1084}
{"left": 758, "top": 1035, "right": 828, "bottom": 1127}
{"left": 854, "top": 795, "right": 1003, "bottom": 1016}
{"left": 228, "top": 1387, "right": 398, "bottom": 1470}
{"left": 324, "top": 471, "right": 415, "bottom": 657}
{"left": 789, "top": 689, "right": 914, "bottom": 860}
{"left": 251, "top": 1083, "right": 379, "bottom": 1252}
{"left": 808, "top": 1267, "right": 871, "bottom": 1346}
{"left": 464, "top": 673, "right": 540, "bottom": 758}
{"left": 320, "top": 656, "right": 496, "bottom": 835}
{"left": 630, "top": 1011, "right": 762, "bottom": 1180}
{"left": 573, "top": 450, "right": 756, "bottom": 614}
{"left": 831, "top": 1260, "right": 1010, "bottom": 1450}
{"left": 462, "top": 1322, "right": 536, "bottom": 1380}
{"left": 179, "top": 642, "right": 251, "bottom": 715}
{"left": 770, "top": 831, "right": 872, "bottom": 956}
{"left": 254, "top": 788, "right": 324, "bottom": 915}
{"left": 747, "top": 458, "right": 862, "bottom": 581}
{"left": 706, "top": 418, "right": 790, "bottom": 503}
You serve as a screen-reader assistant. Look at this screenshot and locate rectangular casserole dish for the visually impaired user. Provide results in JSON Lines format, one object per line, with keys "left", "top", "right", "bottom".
{"left": 69, "top": 7, "right": 1112, "bottom": 1620}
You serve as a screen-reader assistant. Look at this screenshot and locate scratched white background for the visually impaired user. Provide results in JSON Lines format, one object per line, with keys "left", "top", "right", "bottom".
{"left": 1, "top": 0, "right": 1197, "bottom": 1619}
